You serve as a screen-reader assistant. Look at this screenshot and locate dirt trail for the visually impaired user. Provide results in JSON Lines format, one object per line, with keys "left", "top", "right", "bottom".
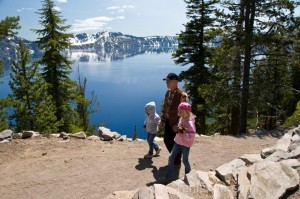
{"left": 0, "top": 131, "right": 284, "bottom": 199}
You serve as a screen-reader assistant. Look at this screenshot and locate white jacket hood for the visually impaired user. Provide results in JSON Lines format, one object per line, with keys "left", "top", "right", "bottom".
{"left": 144, "top": 101, "right": 161, "bottom": 134}
{"left": 145, "top": 101, "right": 156, "bottom": 120}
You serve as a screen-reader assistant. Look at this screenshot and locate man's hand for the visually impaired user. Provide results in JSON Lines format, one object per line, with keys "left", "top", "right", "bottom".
{"left": 172, "top": 125, "right": 178, "bottom": 133}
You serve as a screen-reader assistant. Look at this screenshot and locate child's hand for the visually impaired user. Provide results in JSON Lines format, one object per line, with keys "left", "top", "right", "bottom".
{"left": 177, "top": 124, "right": 188, "bottom": 134}
{"left": 177, "top": 126, "right": 184, "bottom": 134}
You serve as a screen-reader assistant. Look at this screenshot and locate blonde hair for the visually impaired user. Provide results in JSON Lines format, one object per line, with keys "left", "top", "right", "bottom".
{"left": 181, "top": 91, "right": 189, "bottom": 102}
{"left": 179, "top": 109, "right": 191, "bottom": 119}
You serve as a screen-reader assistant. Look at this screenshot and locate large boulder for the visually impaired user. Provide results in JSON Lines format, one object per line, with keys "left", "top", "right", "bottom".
{"left": 239, "top": 154, "right": 263, "bottom": 165}
{"left": 215, "top": 158, "right": 246, "bottom": 185}
{"left": 248, "top": 161, "right": 299, "bottom": 199}
{"left": 98, "top": 127, "right": 114, "bottom": 141}
{"left": 133, "top": 187, "right": 154, "bottom": 199}
{"left": 213, "top": 184, "right": 234, "bottom": 199}
{"left": 0, "top": 129, "right": 13, "bottom": 140}
{"left": 22, "top": 131, "right": 34, "bottom": 139}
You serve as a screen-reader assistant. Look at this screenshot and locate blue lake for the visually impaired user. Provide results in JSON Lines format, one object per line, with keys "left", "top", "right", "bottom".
{"left": 1, "top": 52, "right": 189, "bottom": 139}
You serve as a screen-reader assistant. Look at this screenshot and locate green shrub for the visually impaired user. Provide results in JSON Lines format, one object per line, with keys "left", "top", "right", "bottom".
{"left": 132, "top": 125, "right": 138, "bottom": 140}
{"left": 247, "top": 117, "right": 258, "bottom": 129}
{"left": 283, "top": 101, "right": 300, "bottom": 128}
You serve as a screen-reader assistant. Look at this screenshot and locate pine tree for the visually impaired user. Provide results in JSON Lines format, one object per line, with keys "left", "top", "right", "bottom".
{"left": 9, "top": 40, "right": 60, "bottom": 133}
{"left": 33, "top": 0, "right": 75, "bottom": 132}
{"left": 0, "top": 16, "right": 20, "bottom": 131}
{"left": 0, "top": 16, "right": 20, "bottom": 75}
{"left": 0, "top": 16, "right": 20, "bottom": 39}
{"left": 132, "top": 125, "right": 138, "bottom": 141}
{"left": 205, "top": 0, "right": 299, "bottom": 134}
{"left": 286, "top": 16, "right": 300, "bottom": 118}
{"left": 244, "top": 0, "right": 299, "bottom": 131}
{"left": 173, "top": 0, "right": 221, "bottom": 134}
{"left": 201, "top": 0, "right": 247, "bottom": 135}
{"left": 199, "top": 41, "right": 242, "bottom": 134}
{"left": 0, "top": 98, "right": 9, "bottom": 131}
{"left": 74, "top": 67, "right": 100, "bottom": 133}
{"left": 250, "top": 19, "right": 296, "bottom": 129}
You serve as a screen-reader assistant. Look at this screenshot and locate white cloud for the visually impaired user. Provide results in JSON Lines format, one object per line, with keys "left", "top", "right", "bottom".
{"left": 56, "top": 0, "right": 67, "bottom": 3}
{"left": 53, "top": 6, "right": 61, "bottom": 11}
{"left": 107, "top": 5, "right": 134, "bottom": 13}
{"left": 71, "top": 16, "right": 116, "bottom": 33}
{"left": 18, "top": 6, "right": 61, "bottom": 12}
{"left": 122, "top": 5, "right": 135, "bottom": 9}
{"left": 116, "top": 16, "right": 125, "bottom": 20}
{"left": 17, "top": 7, "right": 34, "bottom": 12}
{"left": 107, "top": 6, "right": 119, "bottom": 10}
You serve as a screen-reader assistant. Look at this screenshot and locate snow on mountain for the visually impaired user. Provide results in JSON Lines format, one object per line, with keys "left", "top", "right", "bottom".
{"left": 0, "top": 31, "right": 178, "bottom": 64}
{"left": 69, "top": 31, "right": 178, "bottom": 48}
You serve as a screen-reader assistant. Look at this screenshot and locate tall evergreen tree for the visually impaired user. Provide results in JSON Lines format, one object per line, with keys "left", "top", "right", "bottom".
{"left": 173, "top": 0, "right": 220, "bottom": 134}
{"left": 199, "top": 41, "right": 242, "bottom": 134}
{"left": 246, "top": 0, "right": 299, "bottom": 130}
{"left": 198, "top": 0, "right": 246, "bottom": 135}
{"left": 0, "top": 16, "right": 20, "bottom": 74}
{"left": 33, "top": 0, "right": 75, "bottom": 132}
{"left": 9, "top": 40, "right": 60, "bottom": 133}
{"left": 206, "top": 0, "right": 299, "bottom": 134}
{"left": 250, "top": 7, "right": 298, "bottom": 129}
{"left": 74, "top": 67, "right": 100, "bottom": 132}
{"left": 237, "top": 0, "right": 256, "bottom": 135}
{"left": 0, "top": 16, "right": 20, "bottom": 39}
{"left": 286, "top": 16, "right": 300, "bottom": 117}
{"left": 0, "top": 16, "right": 20, "bottom": 131}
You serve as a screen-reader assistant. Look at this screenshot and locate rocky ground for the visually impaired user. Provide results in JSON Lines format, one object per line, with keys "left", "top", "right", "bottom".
{"left": 0, "top": 129, "right": 299, "bottom": 199}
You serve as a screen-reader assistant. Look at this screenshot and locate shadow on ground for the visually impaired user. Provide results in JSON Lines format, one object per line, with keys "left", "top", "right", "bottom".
{"left": 135, "top": 157, "right": 181, "bottom": 186}
{"left": 230, "top": 128, "right": 286, "bottom": 140}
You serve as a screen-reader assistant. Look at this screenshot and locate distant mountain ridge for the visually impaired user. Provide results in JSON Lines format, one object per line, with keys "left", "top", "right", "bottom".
{"left": 70, "top": 31, "right": 178, "bottom": 47}
{"left": 0, "top": 31, "right": 178, "bottom": 65}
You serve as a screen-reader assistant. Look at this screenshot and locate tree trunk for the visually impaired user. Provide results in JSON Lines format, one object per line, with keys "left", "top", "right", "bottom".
{"left": 230, "top": 106, "right": 239, "bottom": 135}
{"left": 239, "top": 0, "right": 256, "bottom": 135}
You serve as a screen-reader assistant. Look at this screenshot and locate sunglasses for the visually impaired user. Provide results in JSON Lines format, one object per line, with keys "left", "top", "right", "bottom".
{"left": 181, "top": 95, "right": 187, "bottom": 98}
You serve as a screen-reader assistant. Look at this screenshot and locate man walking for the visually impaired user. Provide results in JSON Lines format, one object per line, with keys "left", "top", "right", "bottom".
{"left": 160, "top": 72, "right": 183, "bottom": 165}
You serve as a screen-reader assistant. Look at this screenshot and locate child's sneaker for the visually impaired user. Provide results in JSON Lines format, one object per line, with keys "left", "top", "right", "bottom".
{"left": 153, "top": 147, "right": 161, "bottom": 157}
{"left": 144, "top": 154, "right": 153, "bottom": 159}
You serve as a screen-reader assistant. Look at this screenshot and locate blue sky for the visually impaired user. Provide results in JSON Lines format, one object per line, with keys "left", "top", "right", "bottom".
{"left": 0, "top": 0, "right": 188, "bottom": 41}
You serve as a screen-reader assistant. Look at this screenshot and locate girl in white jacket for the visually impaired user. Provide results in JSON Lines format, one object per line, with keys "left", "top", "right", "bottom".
{"left": 144, "top": 101, "right": 162, "bottom": 158}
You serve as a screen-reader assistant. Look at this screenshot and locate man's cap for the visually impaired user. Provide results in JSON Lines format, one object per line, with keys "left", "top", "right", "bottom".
{"left": 163, "top": 73, "right": 179, "bottom": 81}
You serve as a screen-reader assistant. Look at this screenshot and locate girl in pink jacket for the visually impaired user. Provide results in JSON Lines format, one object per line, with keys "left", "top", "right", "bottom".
{"left": 160, "top": 102, "right": 196, "bottom": 184}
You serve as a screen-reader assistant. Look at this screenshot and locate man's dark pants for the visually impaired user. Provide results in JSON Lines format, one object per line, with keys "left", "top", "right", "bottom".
{"left": 164, "top": 119, "right": 181, "bottom": 164}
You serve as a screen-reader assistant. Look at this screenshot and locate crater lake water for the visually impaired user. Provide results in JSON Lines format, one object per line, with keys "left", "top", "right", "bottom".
{"left": 1, "top": 52, "right": 189, "bottom": 139}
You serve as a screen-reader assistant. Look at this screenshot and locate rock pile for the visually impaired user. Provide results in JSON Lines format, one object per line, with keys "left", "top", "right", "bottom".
{"left": 0, "top": 130, "right": 88, "bottom": 142}
{"left": 98, "top": 126, "right": 128, "bottom": 141}
{"left": 0, "top": 126, "right": 130, "bottom": 143}
{"left": 104, "top": 126, "right": 300, "bottom": 199}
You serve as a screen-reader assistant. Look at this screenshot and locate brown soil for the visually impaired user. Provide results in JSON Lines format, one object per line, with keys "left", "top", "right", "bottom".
{"left": 0, "top": 130, "right": 292, "bottom": 199}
